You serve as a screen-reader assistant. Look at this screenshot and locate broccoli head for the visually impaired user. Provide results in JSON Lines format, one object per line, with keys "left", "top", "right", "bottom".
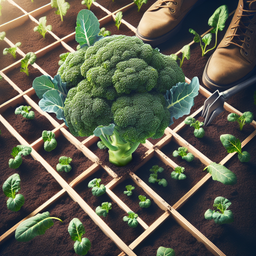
{"left": 57, "top": 46, "right": 87, "bottom": 89}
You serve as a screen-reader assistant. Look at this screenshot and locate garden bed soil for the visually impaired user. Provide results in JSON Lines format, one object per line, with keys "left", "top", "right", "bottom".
{"left": 0, "top": 0, "right": 256, "bottom": 255}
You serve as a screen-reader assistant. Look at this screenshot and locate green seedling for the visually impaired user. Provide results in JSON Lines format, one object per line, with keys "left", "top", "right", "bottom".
{"left": 138, "top": 195, "right": 151, "bottom": 208}
{"left": 9, "top": 145, "right": 32, "bottom": 169}
{"left": 81, "top": 0, "right": 95, "bottom": 10}
{"left": 171, "top": 166, "right": 186, "bottom": 180}
{"left": 3, "top": 42, "right": 21, "bottom": 59}
{"left": 123, "top": 185, "right": 135, "bottom": 196}
{"left": 88, "top": 178, "right": 106, "bottom": 196}
{"left": 148, "top": 165, "right": 168, "bottom": 187}
{"left": 157, "top": 246, "right": 176, "bottom": 256}
{"left": 173, "top": 147, "right": 194, "bottom": 162}
{"left": 34, "top": 16, "right": 52, "bottom": 38}
{"left": 56, "top": 156, "right": 72, "bottom": 172}
{"left": 98, "top": 27, "right": 111, "bottom": 37}
{"left": 95, "top": 202, "right": 112, "bottom": 217}
{"left": 51, "top": 0, "right": 70, "bottom": 22}
{"left": 20, "top": 52, "right": 37, "bottom": 76}
{"left": 184, "top": 116, "right": 205, "bottom": 138}
{"left": 42, "top": 130, "right": 57, "bottom": 152}
{"left": 123, "top": 211, "right": 138, "bottom": 228}
{"left": 227, "top": 111, "right": 254, "bottom": 131}
{"left": 115, "top": 11, "right": 122, "bottom": 30}
{"left": 134, "top": 0, "right": 148, "bottom": 12}
{"left": 15, "top": 105, "right": 35, "bottom": 120}
{"left": 170, "top": 44, "right": 190, "bottom": 68}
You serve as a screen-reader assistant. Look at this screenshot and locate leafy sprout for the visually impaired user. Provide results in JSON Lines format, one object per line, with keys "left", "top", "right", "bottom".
{"left": 20, "top": 52, "right": 37, "bottom": 76}
{"left": 115, "top": 11, "right": 122, "bottom": 30}
{"left": 88, "top": 178, "right": 106, "bottom": 196}
{"left": 184, "top": 116, "right": 205, "bottom": 138}
{"left": 98, "top": 27, "right": 111, "bottom": 37}
{"left": 81, "top": 0, "right": 95, "bottom": 10}
{"left": 172, "top": 147, "right": 194, "bottom": 162}
{"left": 157, "top": 246, "right": 176, "bottom": 256}
{"left": 227, "top": 111, "right": 254, "bottom": 131}
{"left": 95, "top": 202, "right": 112, "bottom": 217}
{"left": 148, "top": 165, "right": 168, "bottom": 187}
{"left": 123, "top": 185, "right": 135, "bottom": 196}
{"left": 34, "top": 16, "right": 52, "bottom": 38}
{"left": 42, "top": 130, "right": 58, "bottom": 152}
{"left": 138, "top": 195, "right": 151, "bottom": 208}
{"left": 56, "top": 156, "right": 72, "bottom": 172}
{"left": 171, "top": 166, "right": 186, "bottom": 180}
{"left": 170, "top": 44, "right": 190, "bottom": 68}
{"left": 51, "top": 0, "right": 70, "bottom": 22}
{"left": 134, "top": 0, "right": 148, "bottom": 12}
{"left": 3, "top": 42, "right": 21, "bottom": 59}
{"left": 15, "top": 105, "right": 35, "bottom": 120}
{"left": 123, "top": 211, "right": 138, "bottom": 228}
{"left": 9, "top": 145, "right": 32, "bottom": 169}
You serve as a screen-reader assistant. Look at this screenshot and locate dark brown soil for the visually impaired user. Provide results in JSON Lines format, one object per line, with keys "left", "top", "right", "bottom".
{"left": 0, "top": 78, "right": 19, "bottom": 105}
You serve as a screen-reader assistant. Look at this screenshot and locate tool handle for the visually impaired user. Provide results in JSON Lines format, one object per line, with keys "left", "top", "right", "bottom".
{"left": 221, "top": 75, "right": 256, "bottom": 99}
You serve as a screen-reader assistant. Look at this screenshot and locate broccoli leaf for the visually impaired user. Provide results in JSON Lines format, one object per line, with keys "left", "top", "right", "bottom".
{"left": 75, "top": 9, "right": 102, "bottom": 47}
{"left": 156, "top": 246, "right": 176, "bottom": 256}
{"left": 51, "top": 0, "right": 70, "bottom": 22}
{"left": 204, "top": 162, "right": 237, "bottom": 185}
{"left": 15, "top": 211, "right": 62, "bottom": 242}
{"left": 165, "top": 77, "right": 200, "bottom": 125}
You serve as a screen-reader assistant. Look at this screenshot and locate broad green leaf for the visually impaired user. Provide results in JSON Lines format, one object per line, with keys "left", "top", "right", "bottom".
{"left": 212, "top": 210, "right": 234, "bottom": 224}
{"left": 202, "top": 33, "right": 212, "bottom": 46}
{"left": 2, "top": 173, "right": 21, "bottom": 198}
{"left": 156, "top": 246, "right": 176, "bottom": 256}
{"left": 74, "top": 237, "right": 91, "bottom": 255}
{"left": 220, "top": 134, "right": 242, "bottom": 154}
{"left": 208, "top": 5, "right": 229, "bottom": 33}
{"left": 189, "top": 28, "right": 201, "bottom": 43}
{"left": 39, "top": 90, "right": 65, "bottom": 122}
{"left": 51, "top": 0, "right": 70, "bottom": 22}
{"left": 68, "top": 218, "right": 86, "bottom": 242}
{"left": 242, "top": 111, "right": 254, "bottom": 123}
{"left": 238, "top": 151, "right": 250, "bottom": 163}
{"left": 204, "top": 162, "right": 237, "bottom": 185}
{"left": 75, "top": 9, "right": 102, "bottom": 47}
{"left": 7, "top": 194, "right": 25, "bottom": 212}
{"left": 93, "top": 124, "right": 115, "bottom": 137}
{"left": 181, "top": 44, "right": 190, "bottom": 60}
{"left": 15, "top": 212, "right": 54, "bottom": 242}
{"left": 204, "top": 209, "right": 213, "bottom": 220}
{"left": 165, "top": 76, "right": 199, "bottom": 125}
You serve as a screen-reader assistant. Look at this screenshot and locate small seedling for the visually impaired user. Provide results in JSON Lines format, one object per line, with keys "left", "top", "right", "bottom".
{"left": 170, "top": 44, "right": 190, "bottom": 68}
{"left": 88, "top": 178, "right": 106, "bottom": 196}
{"left": 15, "top": 212, "right": 62, "bottom": 242}
{"left": 2, "top": 173, "right": 25, "bottom": 212}
{"left": 189, "top": 5, "right": 229, "bottom": 56}
{"left": 184, "top": 116, "right": 205, "bottom": 138}
{"left": 173, "top": 147, "right": 194, "bottom": 162}
{"left": 205, "top": 196, "right": 234, "bottom": 225}
{"left": 98, "top": 27, "right": 111, "bottom": 37}
{"left": 220, "top": 134, "right": 250, "bottom": 162}
{"left": 42, "top": 130, "right": 57, "bottom": 152}
{"left": 95, "top": 202, "right": 112, "bottom": 217}
{"left": 227, "top": 111, "right": 254, "bottom": 131}
{"left": 0, "top": 31, "right": 5, "bottom": 40}
{"left": 20, "top": 52, "right": 37, "bottom": 76}
{"left": 138, "top": 195, "right": 151, "bottom": 208}
{"left": 51, "top": 0, "right": 70, "bottom": 22}
{"left": 123, "top": 211, "right": 138, "bottom": 228}
{"left": 56, "top": 156, "right": 72, "bottom": 172}
{"left": 15, "top": 105, "right": 35, "bottom": 120}
{"left": 134, "top": 0, "right": 148, "bottom": 12}
{"left": 115, "top": 11, "right": 122, "bottom": 30}
{"left": 148, "top": 165, "right": 168, "bottom": 187}
{"left": 9, "top": 145, "right": 32, "bottom": 169}
{"left": 171, "top": 166, "right": 186, "bottom": 180}
{"left": 97, "top": 140, "right": 107, "bottom": 149}
{"left": 34, "top": 16, "right": 52, "bottom": 38}
{"left": 3, "top": 42, "right": 21, "bottom": 59}
{"left": 81, "top": 0, "right": 95, "bottom": 10}
{"left": 157, "top": 246, "right": 176, "bottom": 256}
{"left": 123, "top": 185, "right": 135, "bottom": 196}
{"left": 68, "top": 218, "right": 91, "bottom": 255}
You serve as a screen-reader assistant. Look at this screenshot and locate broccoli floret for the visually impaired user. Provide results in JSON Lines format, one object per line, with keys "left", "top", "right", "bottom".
{"left": 57, "top": 47, "right": 87, "bottom": 89}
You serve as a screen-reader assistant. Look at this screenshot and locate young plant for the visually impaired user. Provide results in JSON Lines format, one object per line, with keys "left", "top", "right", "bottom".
{"left": 15, "top": 105, "right": 35, "bottom": 120}
{"left": 189, "top": 5, "right": 229, "bottom": 56}
{"left": 227, "top": 111, "right": 254, "bottom": 131}
{"left": 51, "top": 0, "right": 70, "bottom": 22}
{"left": 204, "top": 162, "right": 237, "bottom": 185}
{"left": 68, "top": 218, "right": 91, "bottom": 255}
{"left": 56, "top": 156, "right": 72, "bottom": 172}
{"left": 9, "top": 145, "right": 32, "bottom": 169}
{"left": 42, "top": 130, "right": 57, "bottom": 152}
{"left": 123, "top": 211, "right": 138, "bottom": 228}
{"left": 184, "top": 116, "right": 205, "bottom": 138}
{"left": 98, "top": 27, "right": 111, "bottom": 37}
{"left": 157, "top": 246, "right": 176, "bottom": 256}
{"left": 123, "top": 185, "right": 135, "bottom": 196}
{"left": 170, "top": 44, "right": 190, "bottom": 68}
{"left": 134, "top": 0, "right": 148, "bottom": 12}
{"left": 97, "top": 140, "right": 107, "bottom": 149}
{"left": 3, "top": 42, "right": 21, "bottom": 59}
{"left": 148, "top": 165, "right": 168, "bottom": 187}
{"left": 15, "top": 211, "right": 63, "bottom": 242}
{"left": 171, "top": 166, "right": 186, "bottom": 180}
{"left": 88, "top": 178, "right": 106, "bottom": 196}
{"left": 115, "top": 11, "right": 122, "bottom": 30}
{"left": 34, "top": 16, "right": 52, "bottom": 38}
{"left": 95, "top": 202, "right": 112, "bottom": 217}
{"left": 138, "top": 195, "right": 151, "bottom": 208}
{"left": 173, "top": 147, "right": 194, "bottom": 162}
{"left": 0, "top": 31, "right": 5, "bottom": 40}
{"left": 220, "top": 134, "right": 250, "bottom": 162}
{"left": 81, "top": 0, "right": 95, "bottom": 10}
{"left": 204, "top": 196, "right": 234, "bottom": 225}
{"left": 2, "top": 173, "right": 25, "bottom": 212}
{"left": 20, "top": 52, "right": 37, "bottom": 76}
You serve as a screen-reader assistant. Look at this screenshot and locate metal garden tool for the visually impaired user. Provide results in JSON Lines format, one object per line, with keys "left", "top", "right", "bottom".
{"left": 202, "top": 75, "right": 256, "bottom": 126}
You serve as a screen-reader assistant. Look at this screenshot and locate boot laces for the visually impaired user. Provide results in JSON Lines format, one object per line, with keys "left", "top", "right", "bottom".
{"left": 155, "top": 0, "right": 178, "bottom": 12}
{"left": 227, "top": 1, "right": 256, "bottom": 55}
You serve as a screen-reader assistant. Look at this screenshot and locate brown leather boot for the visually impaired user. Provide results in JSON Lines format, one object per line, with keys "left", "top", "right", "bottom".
{"left": 203, "top": 0, "right": 256, "bottom": 91}
{"left": 136, "top": 0, "right": 204, "bottom": 46}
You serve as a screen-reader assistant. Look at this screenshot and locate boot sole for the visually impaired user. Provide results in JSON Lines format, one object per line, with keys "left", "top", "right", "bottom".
{"left": 136, "top": 0, "right": 206, "bottom": 47}
{"left": 202, "top": 56, "right": 256, "bottom": 92}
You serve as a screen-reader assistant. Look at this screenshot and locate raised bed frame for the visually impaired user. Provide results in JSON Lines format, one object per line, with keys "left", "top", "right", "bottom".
{"left": 1, "top": 1, "right": 256, "bottom": 256}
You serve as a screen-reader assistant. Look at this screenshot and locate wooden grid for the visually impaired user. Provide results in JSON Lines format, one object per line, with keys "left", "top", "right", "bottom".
{"left": 0, "top": 1, "right": 256, "bottom": 255}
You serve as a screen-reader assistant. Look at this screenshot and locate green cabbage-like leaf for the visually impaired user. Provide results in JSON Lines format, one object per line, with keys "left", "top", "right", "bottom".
{"left": 2, "top": 173, "right": 21, "bottom": 197}
{"left": 74, "top": 237, "right": 91, "bottom": 255}
{"left": 165, "top": 76, "right": 199, "bottom": 125}
{"left": 156, "top": 246, "right": 176, "bottom": 256}
{"left": 7, "top": 194, "right": 25, "bottom": 212}
{"left": 68, "top": 218, "right": 86, "bottom": 242}
{"left": 75, "top": 9, "right": 102, "bottom": 47}
{"left": 204, "top": 162, "right": 237, "bottom": 185}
